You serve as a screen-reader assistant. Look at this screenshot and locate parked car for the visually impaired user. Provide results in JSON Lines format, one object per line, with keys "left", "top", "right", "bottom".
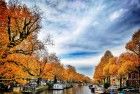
{"left": 95, "top": 86, "right": 105, "bottom": 93}
{"left": 118, "top": 90, "right": 125, "bottom": 94}
{"left": 89, "top": 84, "right": 97, "bottom": 89}
{"left": 89, "top": 85, "right": 93, "bottom": 89}
{"left": 123, "top": 87, "right": 135, "bottom": 92}
{"left": 108, "top": 85, "right": 118, "bottom": 90}
{"left": 108, "top": 85, "right": 118, "bottom": 93}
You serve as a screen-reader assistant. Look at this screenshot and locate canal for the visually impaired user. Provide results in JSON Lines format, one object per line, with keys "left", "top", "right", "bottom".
{"left": 39, "top": 86, "right": 93, "bottom": 94}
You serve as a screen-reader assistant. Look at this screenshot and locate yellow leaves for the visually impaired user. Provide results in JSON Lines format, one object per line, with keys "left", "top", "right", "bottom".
{"left": 93, "top": 50, "right": 113, "bottom": 82}
{"left": 102, "top": 57, "right": 118, "bottom": 77}
{"left": 118, "top": 63, "right": 128, "bottom": 76}
{"left": 108, "top": 57, "right": 118, "bottom": 76}
{"left": 0, "top": 62, "right": 28, "bottom": 81}
{"left": 118, "top": 52, "right": 139, "bottom": 72}
{"left": 109, "top": 64, "right": 118, "bottom": 76}
{"left": 93, "top": 65, "right": 104, "bottom": 81}
{"left": 15, "top": 79, "right": 27, "bottom": 85}
{"left": 103, "top": 63, "right": 109, "bottom": 76}
{"left": 7, "top": 53, "right": 38, "bottom": 68}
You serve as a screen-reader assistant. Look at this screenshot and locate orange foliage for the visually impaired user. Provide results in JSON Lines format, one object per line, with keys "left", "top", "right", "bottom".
{"left": 108, "top": 57, "right": 119, "bottom": 76}
{"left": 117, "top": 52, "right": 139, "bottom": 76}
{"left": 93, "top": 50, "right": 113, "bottom": 82}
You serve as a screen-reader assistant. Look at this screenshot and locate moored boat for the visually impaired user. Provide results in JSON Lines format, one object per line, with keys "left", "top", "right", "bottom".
{"left": 52, "top": 83, "right": 64, "bottom": 90}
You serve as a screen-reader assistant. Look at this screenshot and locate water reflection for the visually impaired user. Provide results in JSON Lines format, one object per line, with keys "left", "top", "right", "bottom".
{"left": 53, "top": 90, "right": 63, "bottom": 94}
{"left": 40, "top": 86, "right": 93, "bottom": 94}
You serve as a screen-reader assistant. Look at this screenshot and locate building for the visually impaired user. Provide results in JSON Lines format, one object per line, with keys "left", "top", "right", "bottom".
{"left": 127, "top": 71, "right": 140, "bottom": 88}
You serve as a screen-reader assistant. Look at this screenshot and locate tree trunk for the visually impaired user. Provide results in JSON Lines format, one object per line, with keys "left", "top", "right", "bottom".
{"left": 37, "top": 78, "right": 41, "bottom": 86}
{"left": 120, "top": 76, "right": 122, "bottom": 88}
{"left": 54, "top": 75, "right": 57, "bottom": 83}
{"left": 108, "top": 76, "right": 110, "bottom": 84}
{"left": 103, "top": 78, "right": 105, "bottom": 84}
{"left": 106, "top": 76, "right": 110, "bottom": 84}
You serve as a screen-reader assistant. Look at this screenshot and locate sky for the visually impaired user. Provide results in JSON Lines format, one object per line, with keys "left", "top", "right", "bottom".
{"left": 7, "top": 0, "right": 140, "bottom": 78}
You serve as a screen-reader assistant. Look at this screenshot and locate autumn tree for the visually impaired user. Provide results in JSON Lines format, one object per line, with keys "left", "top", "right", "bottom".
{"left": 117, "top": 52, "right": 139, "bottom": 88}
{"left": 125, "top": 29, "right": 140, "bottom": 87}
{"left": 93, "top": 65, "right": 102, "bottom": 83}
{"left": 5, "top": 0, "right": 41, "bottom": 57}
{"left": 93, "top": 50, "right": 113, "bottom": 84}
{"left": 0, "top": 0, "right": 43, "bottom": 59}
{"left": 125, "top": 29, "right": 140, "bottom": 71}
{"left": 118, "top": 52, "right": 139, "bottom": 74}
{"left": 0, "top": 0, "right": 45, "bottom": 84}
{"left": 65, "top": 65, "right": 76, "bottom": 82}
{"left": 40, "top": 53, "right": 65, "bottom": 82}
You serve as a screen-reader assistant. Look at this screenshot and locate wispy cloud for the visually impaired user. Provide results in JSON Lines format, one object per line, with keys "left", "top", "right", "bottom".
{"left": 109, "top": 9, "right": 127, "bottom": 22}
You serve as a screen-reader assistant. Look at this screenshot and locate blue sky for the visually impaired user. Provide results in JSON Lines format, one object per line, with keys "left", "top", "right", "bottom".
{"left": 8, "top": 0, "right": 140, "bottom": 78}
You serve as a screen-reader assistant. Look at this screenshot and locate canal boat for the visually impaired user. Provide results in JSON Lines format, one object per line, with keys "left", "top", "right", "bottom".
{"left": 52, "top": 83, "right": 64, "bottom": 90}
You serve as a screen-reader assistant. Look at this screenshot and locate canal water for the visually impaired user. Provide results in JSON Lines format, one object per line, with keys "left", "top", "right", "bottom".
{"left": 39, "top": 86, "right": 93, "bottom": 94}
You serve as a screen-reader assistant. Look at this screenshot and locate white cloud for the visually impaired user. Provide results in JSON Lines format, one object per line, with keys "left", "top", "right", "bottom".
{"left": 61, "top": 55, "right": 101, "bottom": 67}
{"left": 109, "top": 45, "right": 126, "bottom": 56}
{"left": 109, "top": 9, "right": 126, "bottom": 22}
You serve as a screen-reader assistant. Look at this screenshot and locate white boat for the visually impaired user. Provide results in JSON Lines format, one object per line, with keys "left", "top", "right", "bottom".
{"left": 53, "top": 83, "right": 64, "bottom": 90}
